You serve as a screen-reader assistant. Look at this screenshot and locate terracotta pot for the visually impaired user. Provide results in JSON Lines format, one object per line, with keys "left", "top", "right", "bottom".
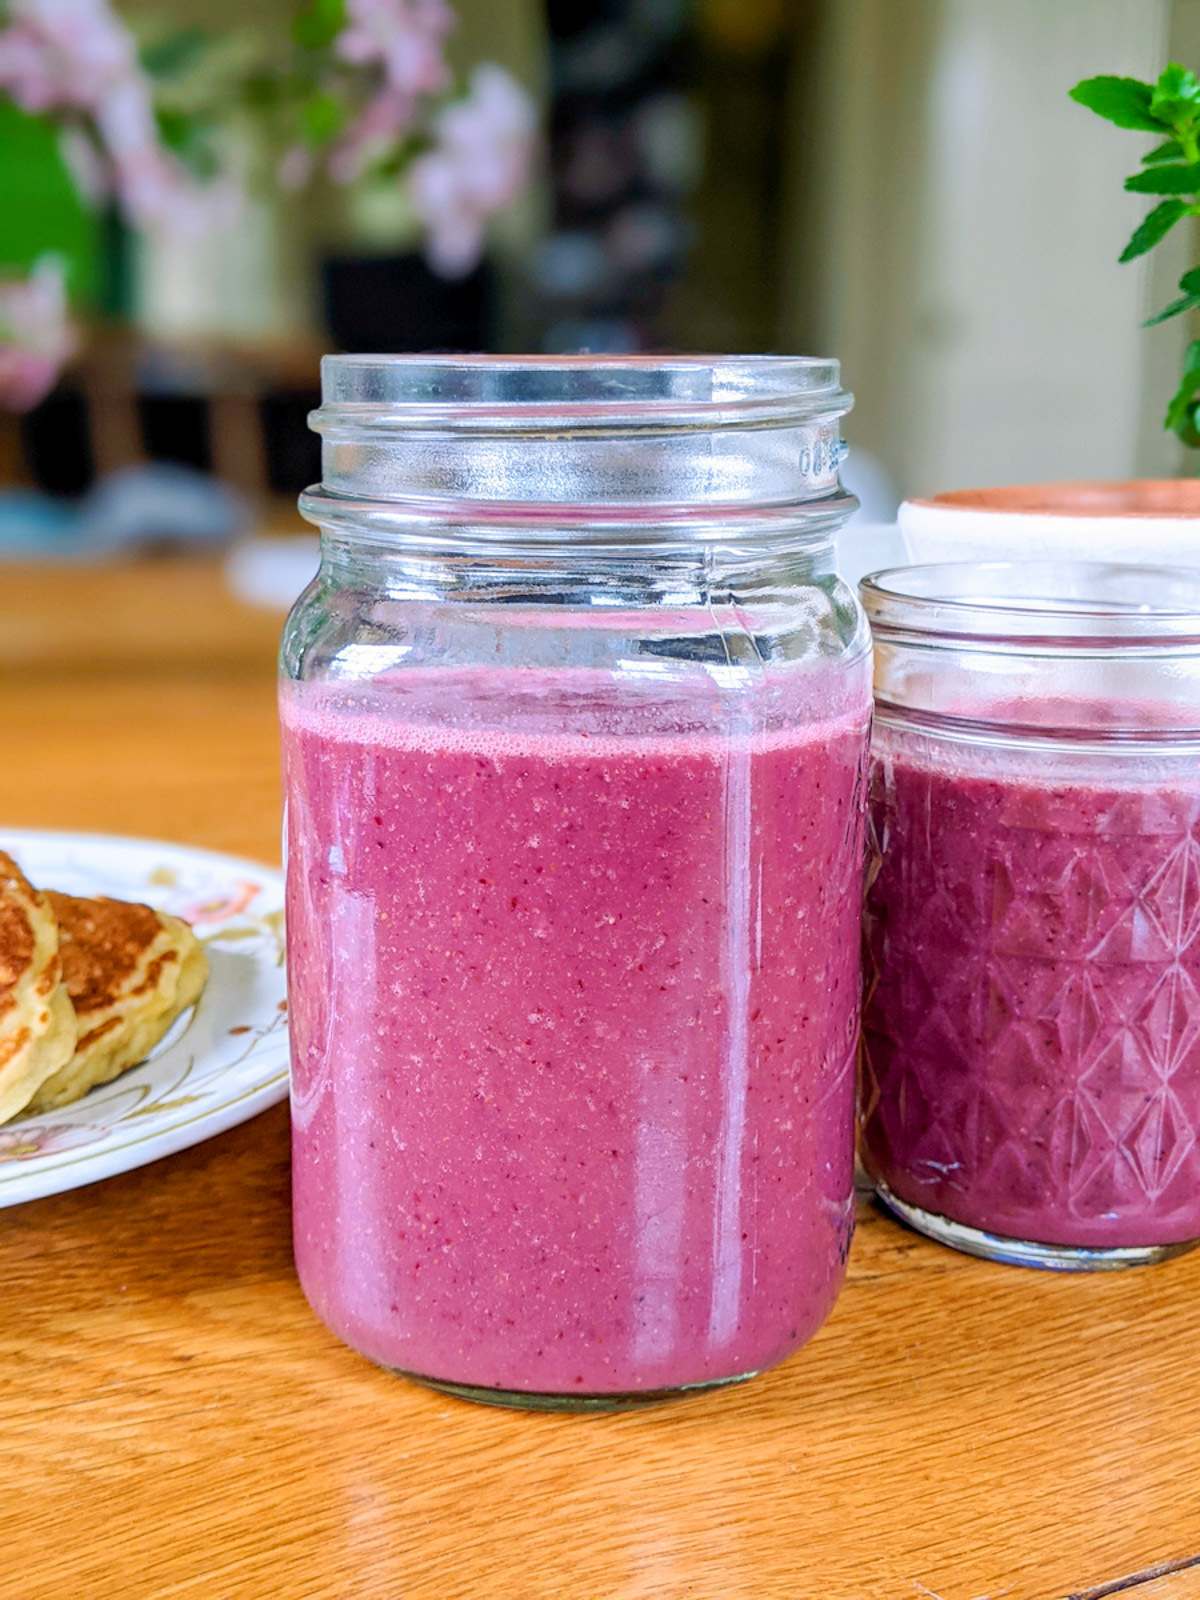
{"left": 898, "top": 479, "right": 1200, "bottom": 567}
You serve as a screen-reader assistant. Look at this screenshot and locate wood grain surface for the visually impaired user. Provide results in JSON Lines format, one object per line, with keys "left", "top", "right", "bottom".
{"left": 1, "top": 557, "right": 1198, "bottom": 1600}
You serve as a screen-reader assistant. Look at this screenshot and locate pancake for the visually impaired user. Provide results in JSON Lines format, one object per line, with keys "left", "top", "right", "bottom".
{"left": 24, "top": 892, "right": 208, "bottom": 1115}
{"left": 0, "top": 852, "right": 76, "bottom": 1123}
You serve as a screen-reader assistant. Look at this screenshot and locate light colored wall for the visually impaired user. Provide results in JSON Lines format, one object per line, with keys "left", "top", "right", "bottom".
{"left": 782, "top": 0, "right": 1183, "bottom": 498}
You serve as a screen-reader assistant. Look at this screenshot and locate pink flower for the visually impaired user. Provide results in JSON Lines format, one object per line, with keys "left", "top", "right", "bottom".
{"left": 0, "top": 349, "right": 60, "bottom": 411}
{"left": 0, "top": 258, "right": 76, "bottom": 412}
{"left": 335, "top": 0, "right": 452, "bottom": 100}
{"left": 96, "top": 77, "right": 237, "bottom": 233}
{"left": 327, "top": 85, "right": 413, "bottom": 183}
{"left": 0, "top": 0, "right": 134, "bottom": 115}
{"left": 327, "top": 0, "right": 454, "bottom": 182}
{"left": 0, "top": 0, "right": 239, "bottom": 234}
{"left": 409, "top": 63, "right": 536, "bottom": 279}
{"left": 94, "top": 73, "right": 172, "bottom": 224}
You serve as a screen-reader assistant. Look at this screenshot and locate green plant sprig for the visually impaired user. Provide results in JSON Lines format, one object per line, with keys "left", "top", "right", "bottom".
{"left": 1072, "top": 62, "right": 1200, "bottom": 445}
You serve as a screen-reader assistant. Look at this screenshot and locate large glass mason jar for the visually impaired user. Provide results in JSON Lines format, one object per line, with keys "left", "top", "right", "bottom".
{"left": 860, "top": 561, "right": 1200, "bottom": 1271}
{"left": 280, "top": 355, "right": 872, "bottom": 1408}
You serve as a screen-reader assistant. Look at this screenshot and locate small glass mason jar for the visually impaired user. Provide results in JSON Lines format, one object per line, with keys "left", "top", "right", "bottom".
{"left": 280, "top": 354, "right": 872, "bottom": 1408}
{"left": 859, "top": 561, "right": 1200, "bottom": 1270}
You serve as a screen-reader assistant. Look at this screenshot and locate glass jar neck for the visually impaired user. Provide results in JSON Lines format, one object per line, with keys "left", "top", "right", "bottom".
{"left": 863, "top": 561, "right": 1200, "bottom": 746}
{"left": 315, "top": 517, "right": 846, "bottom": 607}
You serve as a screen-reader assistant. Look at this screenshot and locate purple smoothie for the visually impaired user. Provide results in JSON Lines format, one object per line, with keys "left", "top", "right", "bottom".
{"left": 283, "top": 671, "right": 869, "bottom": 1395}
{"left": 862, "top": 727, "right": 1200, "bottom": 1249}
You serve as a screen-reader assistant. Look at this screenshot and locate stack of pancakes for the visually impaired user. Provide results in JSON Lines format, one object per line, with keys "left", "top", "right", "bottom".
{"left": 0, "top": 852, "right": 208, "bottom": 1124}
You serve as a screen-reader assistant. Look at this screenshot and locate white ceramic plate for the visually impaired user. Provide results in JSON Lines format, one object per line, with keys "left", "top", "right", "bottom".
{"left": 0, "top": 829, "right": 288, "bottom": 1208}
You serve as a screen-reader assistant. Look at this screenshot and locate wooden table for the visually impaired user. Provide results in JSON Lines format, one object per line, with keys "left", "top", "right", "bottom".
{"left": 2, "top": 556, "right": 1199, "bottom": 1600}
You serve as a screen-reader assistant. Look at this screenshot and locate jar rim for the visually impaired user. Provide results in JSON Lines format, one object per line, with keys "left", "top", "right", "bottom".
{"left": 861, "top": 559, "right": 1200, "bottom": 647}
{"left": 311, "top": 352, "right": 849, "bottom": 433}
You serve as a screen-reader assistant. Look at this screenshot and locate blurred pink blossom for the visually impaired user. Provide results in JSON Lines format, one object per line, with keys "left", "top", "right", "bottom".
{"left": 0, "top": 0, "right": 533, "bottom": 275}
{"left": 329, "top": 0, "right": 453, "bottom": 181}
{"left": 95, "top": 72, "right": 178, "bottom": 226}
{"left": 0, "top": 349, "right": 61, "bottom": 412}
{"left": 0, "top": 259, "right": 77, "bottom": 412}
{"left": 336, "top": 0, "right": 452, "bottom": 99}
{"left": 0, "top": 0, "right": 133, "bottom": 115}
{"left": 115, "top": 144, "right": 240, "bottom": 234}
{"left": 0, "top": 0, "right": 236, "bottom": 232}
{"left": 94, "top": 73, "right": 235, "bottom": 233}
{"left": 409, "top": 64, "right": 536, "bottom": 279}
{"left": 327, "top": 85, "right": 411, "bottom": 183}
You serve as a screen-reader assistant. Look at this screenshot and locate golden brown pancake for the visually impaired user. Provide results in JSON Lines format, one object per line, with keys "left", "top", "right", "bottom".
{"left": 0, "top": 852, "right": 76, "bottom": 1123}
{"left": 24, "top": 891, "right": 208, "bottom": 1115}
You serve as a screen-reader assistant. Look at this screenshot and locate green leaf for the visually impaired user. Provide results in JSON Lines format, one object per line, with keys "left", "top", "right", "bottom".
{"left": 301, "top": 89, "right": 346, "bottom": 147}
{"left": 1166, "top": 340, "right": 1200, "bottom": 446}
{"left": 1070, "top": 75, "right": 1161, "bottom": 132}
{"left": 1150, "top": 62, "right": 1200, "bottom": 126}
{"left": 1147, "top": 263, "right": 1200, "bottom": 324}
{"left": 291, "top": 0, "right": 346, "bottom": 50}
{"left": 239, "top": 72, "right": 283, "bottom": 110}
{"left": 154, "top": 108, "right": 189, "bottom": 150}
{"left": 1125, "top": 162, "right": 1200, "bottom": 193}
{"left": 153, "top": 107, "right": 220, "bottom": 181}
{"left": 140, "top": 27, "right": 209, "bottom": 81}
{"left": 1120, "top": 198, "right": 1187, "bottom": 261}
{"left": 1143, "top": 139, "right": 1184, "bottom": 164}
{"left": 1144, "top": 293, "right": 1200, "bottom": 326}
{"left": 1155, "top": 62, "right": 1200, "bottom": 100}
{"left": 370, "top": 131, "right": 433, "bottom": 178}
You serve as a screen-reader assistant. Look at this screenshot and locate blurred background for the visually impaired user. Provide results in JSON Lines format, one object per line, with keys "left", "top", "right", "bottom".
{"left": 0, "top": 0, "right": 1196, "bottom": 563}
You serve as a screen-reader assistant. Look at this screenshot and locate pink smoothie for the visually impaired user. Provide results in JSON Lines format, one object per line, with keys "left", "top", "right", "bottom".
{"left": 283, "top": 672, "right": 869, "bottom": 1395}
{"left": 862, "top": 729, "right": 1200, "bottom": 1249}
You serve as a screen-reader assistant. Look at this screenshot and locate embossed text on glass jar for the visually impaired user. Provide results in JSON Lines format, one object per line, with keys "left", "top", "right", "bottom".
{"left": 860, "top": 561, "right": 1200, "bottom": 1270}
{"left": 281, "top": 356, "right": 873, "bottom": 1406}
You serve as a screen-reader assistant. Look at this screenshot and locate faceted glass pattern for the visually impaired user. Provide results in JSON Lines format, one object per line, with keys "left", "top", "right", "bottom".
{"left": 861, "top": 740, "right": 1200, "bottom": 1250}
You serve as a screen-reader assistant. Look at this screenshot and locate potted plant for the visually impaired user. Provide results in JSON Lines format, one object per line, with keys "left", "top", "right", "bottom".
{"left": 900, "top": 63, "right": 1200, "bottom": 566}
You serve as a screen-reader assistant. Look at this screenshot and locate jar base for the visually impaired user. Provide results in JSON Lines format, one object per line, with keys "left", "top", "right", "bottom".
{"left": 382, "top": 1365, "right": 762, "bottom": 1412}
{"left": 873, "top": 1180, "right": 1200, "bottom": 1272}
